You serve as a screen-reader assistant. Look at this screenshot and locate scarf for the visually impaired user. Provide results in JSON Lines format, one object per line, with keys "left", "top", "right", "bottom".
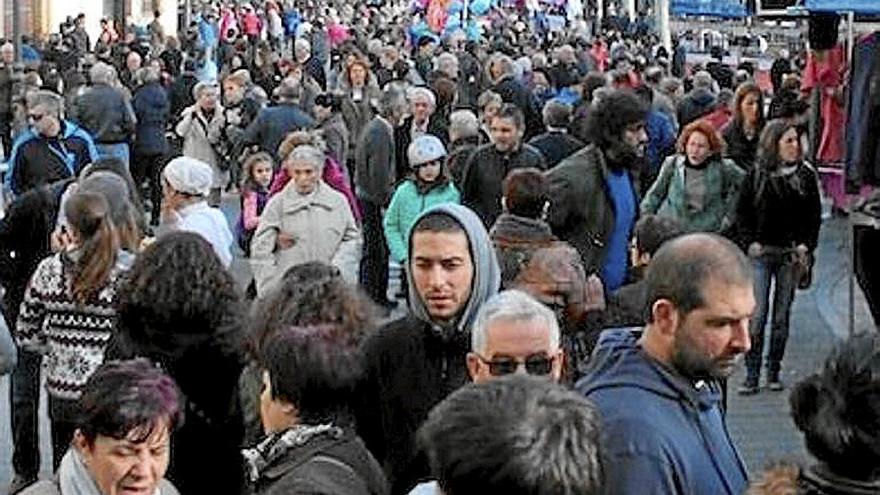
{"left": 58, "top": 449, "right": 162, "bottom": 495}
{"left": 242, "top": 424, "right": 343, "bottom": 483}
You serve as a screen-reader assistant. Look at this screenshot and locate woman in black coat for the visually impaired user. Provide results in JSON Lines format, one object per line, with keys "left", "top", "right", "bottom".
{"left": 723, "top": 82, "right": 765, "bottom": 171}
{"left": 106, "top": 232, "right": 247, "bottom": 495}
{"left": 131, "top": 66, "right": 170, "bottom": 221}
{"left": 245, "top": 325, "right": 388, "bottom": 495}
{"left": 731, "top": 119, "right": 821, "bottom": 395}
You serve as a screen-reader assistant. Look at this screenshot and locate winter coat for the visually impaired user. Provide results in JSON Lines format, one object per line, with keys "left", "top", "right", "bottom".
{"left": 242, "top": 102, "right": 314, "bottom": 159}
{"left": 383, "top": 180, "right": 460, "bottom": 263}
{"left": 0, "top": 64, "right": 13, "bottom": 118}
{"left": 723, "top": 120, "right": 762, "bottom": 172}
{"left": 319, "top": 113, "right": 350, "bottom": 167}
{"left": 355, "top": 116, "right": 397, "bottom": 205}
{"left": 132, "top": 81, "right": 170, "bottom": 155}
{"left": 527, "top": 130, "right": 584, "bottom": 169}
{"left": 250, "top": 180, "right": 362, "bottom": 295}
{"left": 676, "top": 88, "right": 716, "bottom": 128}
{"left": 340, "top": 83, "right": 381, "bottom": 157}
{"left": 393, "top": 116, "right": 449, "bottom": 183}
{"left": 602, "top": 279, "right": 648, "bottom": 329}
{"left": 20, "top": 478, "right": 179, "bottom": 495}
{"left": 358, "top": 204, "right": 500, "bottom": 495}
{"left": 546, "top": 144, "right": 637, "bottom": 274}
{"left": 445, "top": 136, "right": 481, "bottom": 187}
{"left": 72, "top": 83, "right": 136, "bottom": 144}
{"left": 490, "top": 213, "right": 602, "bottom": 328}
{"left": 246, "top": 426, "right": 389, "bottom": 495}
{"left": 731, "top": 161, "right": 822, "bottom": 251}
{"left": 175, "top": 107, "right": 223, "bottom": 167}
{"left": 5, "top": 122, "right": 98, "bottom": 196}
{"left": 461, "top": 143, "right": 547, "bottom": 228}
{"left": 641, "top": 154, "right": 745, "bottom": 233}
{"left": 270, "top": 157, "right": 362, "bottom": 222}
{"left": 578, "top": 328, "right": 749, "bottom": 495}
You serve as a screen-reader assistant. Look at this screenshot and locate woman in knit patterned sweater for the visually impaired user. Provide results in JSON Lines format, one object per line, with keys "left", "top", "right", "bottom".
{"left": 15, "top": 191, "right": 134, "bottom": 470}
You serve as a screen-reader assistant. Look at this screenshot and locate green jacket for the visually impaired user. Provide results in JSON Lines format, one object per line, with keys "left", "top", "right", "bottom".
{"left": 640, "top": 155, "right": 745, "bottom": 232}
{"left": 382, "top": 180, "right": 461, "bottom": 263}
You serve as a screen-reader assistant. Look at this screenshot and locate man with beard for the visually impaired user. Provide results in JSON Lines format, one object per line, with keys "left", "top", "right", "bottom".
{"left": 545, "top": 89, "right": 647, "bottom": 292}
{"left": 578, "top": 233, "right": 753, "bottom": 495}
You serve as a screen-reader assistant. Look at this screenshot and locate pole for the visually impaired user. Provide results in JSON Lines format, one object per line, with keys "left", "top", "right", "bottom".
{"left": 596, "top": 0, "right": 604, "bottom": 31}
{"left": 11, "top": 0, "right": 21, "bottom": 62}
{"left": 658, "top": 0, "right": 671, "bottom": 56}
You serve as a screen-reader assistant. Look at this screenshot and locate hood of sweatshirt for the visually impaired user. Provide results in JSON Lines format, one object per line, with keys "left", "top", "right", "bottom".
{"left": 406, "top": 204, "right": 501, "bottom": 339}
{"left": 577, "top": 327, "right": 722, "bottom": 411}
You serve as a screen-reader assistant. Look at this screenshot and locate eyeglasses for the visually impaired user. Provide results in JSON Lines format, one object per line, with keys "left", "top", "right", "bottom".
{"left": 28, "top": 113, "right": 45, "bottom": 122}
{"left": 475, "top": 353, "right": 555, "bottom": 377}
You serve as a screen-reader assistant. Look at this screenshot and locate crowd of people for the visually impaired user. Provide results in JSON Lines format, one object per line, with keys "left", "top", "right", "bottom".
{"left": 0, "top": 1, "right": 876, "bottom": 494}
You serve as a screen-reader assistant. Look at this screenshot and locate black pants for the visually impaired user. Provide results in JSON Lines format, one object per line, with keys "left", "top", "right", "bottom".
{"left": 359, "top": 198, "right": 389, "bottom": 305}
{"left": 855, "top": 225, "right": 880, "bottom": 326}
{"left": 48, "top": 397, "right": 78, "bottom": 470}
{"left": 132, "top": 151, "right": 166, "bottom": 225}
{"left": 10, "top": 349, "right": 41, "bottom": 481}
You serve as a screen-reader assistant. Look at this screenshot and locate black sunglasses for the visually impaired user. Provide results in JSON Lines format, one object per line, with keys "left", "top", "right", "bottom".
{"left": 475, "top": 353, "right": 555, "bottom": 377}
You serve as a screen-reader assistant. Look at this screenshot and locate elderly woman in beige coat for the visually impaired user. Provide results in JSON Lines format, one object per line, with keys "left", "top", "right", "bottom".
{"left": 250, "top": 145, "right": 362, "bottom": 295}
{"left": 175, "top": 81, "right": 226, "bottom": 206}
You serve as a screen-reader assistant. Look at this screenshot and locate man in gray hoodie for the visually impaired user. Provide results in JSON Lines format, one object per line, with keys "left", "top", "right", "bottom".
{"left": 357, "top": 204, "right": 501, "bottom": 495}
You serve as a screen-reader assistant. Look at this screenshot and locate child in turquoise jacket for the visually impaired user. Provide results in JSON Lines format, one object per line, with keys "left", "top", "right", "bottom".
{"left": 383, "top": 134, "right": 460, "bottom": 266}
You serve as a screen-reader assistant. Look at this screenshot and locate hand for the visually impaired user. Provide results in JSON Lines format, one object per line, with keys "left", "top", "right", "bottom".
{"left": 747, "top": 242, "right": 763, "bottom": 258}
{"left": 50, "top": 228, "right": 73, "bottom": 253}
{"left": 277, "top": 231, "right": 296, "bottom": 250}
{"left": 795, "top": 244, "right": 809, "bottom": 255}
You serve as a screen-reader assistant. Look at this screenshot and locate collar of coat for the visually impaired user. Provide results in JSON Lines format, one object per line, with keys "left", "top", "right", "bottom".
{"left": 279, "top": 180, "right": 337, "bottom": 212}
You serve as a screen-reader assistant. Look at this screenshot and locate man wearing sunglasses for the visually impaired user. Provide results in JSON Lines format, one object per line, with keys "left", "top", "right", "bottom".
{"left": 5, "top": 90, "right": 98, "bottom": 196}
{"left": 466, "top": 290, "right": 564, "bottom": 384}
{"left": 578, "top": 233, "right": 754, "bottom": 495}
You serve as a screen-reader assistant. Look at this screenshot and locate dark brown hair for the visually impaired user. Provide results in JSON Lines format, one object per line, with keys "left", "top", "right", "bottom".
{"left": 502, "top": 168, "right": 548, "bottom": 219}
{"left": 65, "top": 191, "right": 119, "bottom": 304}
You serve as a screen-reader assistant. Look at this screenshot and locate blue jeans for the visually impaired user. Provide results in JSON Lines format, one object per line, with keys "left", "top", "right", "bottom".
{"left": 744, "top": 252, "right": 799, "bottom": 384}
{"left": 96, "top": 142, "right": 130, "bottom": 169}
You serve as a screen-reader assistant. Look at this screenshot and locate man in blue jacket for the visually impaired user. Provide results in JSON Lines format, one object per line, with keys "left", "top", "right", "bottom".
{"left": 5, "top": 90, "right": 98, "bottom": 196}
{"left": 578, "top": 233, "right": 753, "bottom": 495}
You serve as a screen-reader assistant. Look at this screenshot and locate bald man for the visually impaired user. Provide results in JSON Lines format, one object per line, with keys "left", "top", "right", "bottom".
{"left": 579, "top": 233, "right": 753, "bottom": 495}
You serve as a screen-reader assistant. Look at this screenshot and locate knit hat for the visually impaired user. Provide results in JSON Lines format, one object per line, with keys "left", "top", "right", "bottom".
{"left": 408, "top": 135, "right": 446, "bottom": 168}
{"left": 163, "top": 157, "right": 213, "bottom": 196}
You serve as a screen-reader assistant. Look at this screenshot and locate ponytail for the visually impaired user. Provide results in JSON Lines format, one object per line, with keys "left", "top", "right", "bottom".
{"left": 64, "top": 192, "right": 120, "bottom": 304}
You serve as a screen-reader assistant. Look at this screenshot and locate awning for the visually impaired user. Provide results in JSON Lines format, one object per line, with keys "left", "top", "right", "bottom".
{"left": 804, "top": 0, "right": 880, "bottom": 14}
{"left": 671, "top": 0, "right": 749, "bottom": 18}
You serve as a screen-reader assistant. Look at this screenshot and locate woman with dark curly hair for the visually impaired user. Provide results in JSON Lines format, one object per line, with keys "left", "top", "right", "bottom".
{"left": 239, "top": 261, "right": 378, "bottom": 446}
{"left": 106, "top": 231, "right": 247, "bottom": 495}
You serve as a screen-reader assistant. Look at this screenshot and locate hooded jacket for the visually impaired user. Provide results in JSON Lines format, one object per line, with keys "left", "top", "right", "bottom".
{"left": 578, "top": 328, "right": 749, "bottom": 495}
{"left": 358, "top": 204, "right": 500, "bottom": 495}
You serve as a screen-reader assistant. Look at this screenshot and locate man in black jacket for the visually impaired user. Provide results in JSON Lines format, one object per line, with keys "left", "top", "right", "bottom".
{"left": 71, "top": 62, "right": 136, "bottom": 168}
{"left": 528, "top": 100, "right": 584, "bottom": 169}
{"left": 355, "top": 87, "right": 408, "bottom": 310}
{"left": 461, "top": 104, "right": 546, "bottom": 228}
{"left": 393, "top": 87, "right": 446, "bottom": 183}
{"left": 0, "top": 42, "right": 15, "bottom": 155}
{"left": 358, "top": 204, "right": 501, "bottom": 495}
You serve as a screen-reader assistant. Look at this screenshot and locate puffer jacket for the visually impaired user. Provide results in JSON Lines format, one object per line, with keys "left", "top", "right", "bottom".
{"left": 383, "top": 180, "right": 460, "bottom": 263}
